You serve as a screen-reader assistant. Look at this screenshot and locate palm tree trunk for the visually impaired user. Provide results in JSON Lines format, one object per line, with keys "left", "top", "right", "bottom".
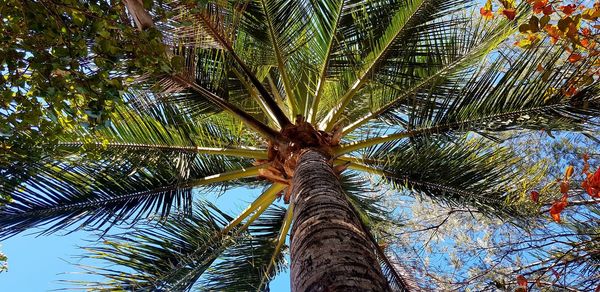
{"left": 290, "top": 149, "right": 390, "bottom": 291}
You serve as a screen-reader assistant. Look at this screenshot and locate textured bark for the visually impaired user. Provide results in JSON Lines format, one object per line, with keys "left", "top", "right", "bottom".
{"left": 290, "top": 150, "right": 390, "bottom": 292}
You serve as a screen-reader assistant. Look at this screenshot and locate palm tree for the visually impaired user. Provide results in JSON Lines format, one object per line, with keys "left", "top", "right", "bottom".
{"left": 1, "top": 0, "right": 599, "bottom": 290}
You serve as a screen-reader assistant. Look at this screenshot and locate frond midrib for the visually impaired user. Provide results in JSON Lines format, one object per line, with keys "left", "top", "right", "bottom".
{"left": 58, "top": 141, "right": 268, "bottom": 159}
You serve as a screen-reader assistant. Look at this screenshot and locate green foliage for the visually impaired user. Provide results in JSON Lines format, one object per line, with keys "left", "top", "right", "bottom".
{"left": 364, "top": 136, "right": 532, "bottom": 217}
{"left": 0, "top": 0, "right": 170, "bottom": 148}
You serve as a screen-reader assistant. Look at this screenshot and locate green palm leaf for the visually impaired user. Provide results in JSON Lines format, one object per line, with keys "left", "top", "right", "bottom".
{"left": 363, "top": 136, "right": 530, "bottom": 217}
{"left": 200, "top": 206, "right": 287, "bottom": 291}
{"left": 391, "top": 43, "right": 600, "bottom": 139}
{"left": 65, "top": 202, "right": 286, "bottom": 291}
{"left": 0, "top": 105, "right": 263, "bottom": 238}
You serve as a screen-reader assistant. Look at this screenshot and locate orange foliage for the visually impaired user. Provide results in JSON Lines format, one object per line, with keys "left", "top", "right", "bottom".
{"left": 529, "top": 0, "right": 549, "bottom": 14}
{"left": 484, "top": 0, "right": 600, "bottom": 69}
{"left": 544, "top": 25, "right": 562, "bottom": 43}
{"left": 550, "top": 195, "right": 568, "bottom": 223}
{"left": 480, "top": 0, "right": 495, "bottom": 19}
{"left": 568, "top": 53, "right": 583, "bottom": 63}
{"left": 560, "top": 180, "right": 570, "bottom": 194}
{"left": 582, "top": 167, "right": 600, "bottom": 198}
{"left": 559, "top": 4, "right": 577, "bottom": 15}
{"left": 564, "top": 165, "right": 574, "bottom": 179}
{"left": 581, "top": 154, "right": 600, "bottom": 198}
{"left": 480, "top": 7, "right": 494, "bottom": 19}
{"left": 564, "top": 85, "right": 578, "bottom": 97}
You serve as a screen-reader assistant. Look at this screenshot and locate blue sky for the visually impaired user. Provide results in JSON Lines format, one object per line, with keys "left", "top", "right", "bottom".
{"left": 0, "top": 188, "right": 291, "bottom": 291}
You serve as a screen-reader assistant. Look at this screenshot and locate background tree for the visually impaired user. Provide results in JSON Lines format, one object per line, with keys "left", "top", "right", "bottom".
{"left": 390, "top": 130, "right": 599, "bottom": 291}
{"left": 1, "top": 0, "right": 599, "bottom": 290}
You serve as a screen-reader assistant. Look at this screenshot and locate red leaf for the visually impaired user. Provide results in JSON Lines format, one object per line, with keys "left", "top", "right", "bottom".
{"left": 530, "top": 191, "right": 540, "bottom": 203}
{"left": 583, "top": 167, "right": 600, "bottom": 198}
{"left": 480, "top": 0, "right": 494, "bottom": 19}
{"left": 564, "top": 85, "right": 577, "bottom": 97}
{"left": 583, "top": 27, "right": 592, "bottom": 37}
{"left": 516, "top": 274, "right": 527, "bottom": 286}
{"left": 502, "top": 8, "right": 517, "bottom": 20}
{"left": 560, "top": 4, "right": 577, "bottom": 15}
{"left": 583, "top": 153, "right": 590, "bottom": 174}
{"left": 550, "top": 195, "right": 568, "bottom": 223}
{"left": 591, "top": 167, "right": 600, "bottom": 185}
{"left": 531, "top": 0, "right": 546, "bottom": 13}
{"left": 544, "top": 25, "right": 562, "bottom": 43}
{"left": 536, "top": 63, "right": 545, "bottom": 72}
{"left": 582, "top": 38, "right": 590, "bottom": 48}
{"left": 568, "top": 53, "right": 583, "bottom": 63}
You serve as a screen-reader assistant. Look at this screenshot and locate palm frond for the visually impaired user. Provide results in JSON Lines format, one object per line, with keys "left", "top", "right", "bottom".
{"left": 193, "top": 8, "right": 292, "bottom": 128}
{"left": 306, "top": 0, "right": 345, "bottom": 122}
{"left": 200, "top": 206, "right": 288, "bottom": 291}
{"left": 320, "top": 0, "right": 473, "bottom": 130}
{"left": 0, "top": 103, "right": 270, "bottom": 238}
{"left": 64, "top": 201, "right": 233, "bottom": 291}
{"left": 258, "top": 202, "right": 294, "bottom": 291}
{"left": 151, "top": 1, "right": 292, "bottom": 128}
{"left": 0, "top": 144, "right": 263, "bottom": 238}
{"left": 341, "top": 13, "right": 519, "bottom": 135}
{"left": 340, "top": 172, "right": 390, "bottom": 227}
{"left": 379, "top": 41, "right": 600, "bottom": 141}
{"left": 363, "top": 136, "right": 533, "bottom": 218}
{"left": 256, "top": 0, "right": 311, "bottom": 114}
{"left": 65, "top": 202, "right": 287, "bottom": 291}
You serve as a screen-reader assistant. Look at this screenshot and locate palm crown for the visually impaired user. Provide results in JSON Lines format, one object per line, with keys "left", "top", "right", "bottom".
{"left": 1, "top": 0, "right": 599, "bottom": 290}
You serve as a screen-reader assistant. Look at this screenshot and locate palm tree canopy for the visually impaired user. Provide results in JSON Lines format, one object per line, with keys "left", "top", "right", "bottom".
{"left": 1, "top": 0, "right": 599, "bottom": 290}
